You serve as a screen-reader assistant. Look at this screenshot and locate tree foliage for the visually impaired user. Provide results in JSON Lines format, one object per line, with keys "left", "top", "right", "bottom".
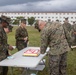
{"left": 28, "top": 17, "right": 35, "bottom": 25}
{"left": 12, "top": 16, "right": 24, "bottom": 25}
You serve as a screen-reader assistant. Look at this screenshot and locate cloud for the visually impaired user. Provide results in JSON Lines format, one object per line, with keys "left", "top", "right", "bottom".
{"left": 0, "top": 0, "right": 76, "bottom": 12}
{"left": 0, "top": 0, "right": 50, "bottom": 6}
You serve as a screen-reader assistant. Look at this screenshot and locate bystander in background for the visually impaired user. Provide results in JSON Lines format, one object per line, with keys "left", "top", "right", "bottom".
{"left": 15, "top": 19, "right": 29, "bottom": 51}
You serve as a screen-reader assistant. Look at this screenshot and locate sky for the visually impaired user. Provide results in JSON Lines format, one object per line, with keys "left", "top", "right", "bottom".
{"left": 0, "top": 0, "right": 76, "bottom": 12}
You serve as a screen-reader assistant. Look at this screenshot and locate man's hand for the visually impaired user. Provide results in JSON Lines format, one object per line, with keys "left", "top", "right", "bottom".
{"left": 74, "top": 32, "right": 76, "bottom": 34}
{"left": 24, "top": 37, "right": 28, "bottom": 41}
{"left": 8, "top": 45, "right": 14, "bottom": 50}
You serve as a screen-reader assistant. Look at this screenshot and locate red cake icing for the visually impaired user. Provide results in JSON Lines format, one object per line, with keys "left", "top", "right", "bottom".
{"left": 23, "top": 49, "right": 40, "bottom": 56}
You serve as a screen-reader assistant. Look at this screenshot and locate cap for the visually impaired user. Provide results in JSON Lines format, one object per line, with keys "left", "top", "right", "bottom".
{"left": 73, "top": 21, "right": 75, "bottom": 24}
{"left": 48, "top": 19, "right": 51, "bottom": 22}
{"left": 21, "top": 19, "right": 26, "bottom": 24}
{"left": 56, "top": 19, "right": 59, "bottom": 22}
{"left": 1, "top": 15, "right": 11, "bottom": 24}
{"left": 65, "top": 17, "right": 68, "bottom": 20}
{"left": 0, "top": 17, "right": 7, "bottom": 23}
{"left": 0, "top": 15, "right": 12, "bottom": 28}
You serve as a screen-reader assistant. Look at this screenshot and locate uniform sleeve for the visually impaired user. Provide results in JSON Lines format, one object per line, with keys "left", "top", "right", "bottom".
{"left": 0, "top": 39, "right": 4, "bottom": 50}
{"left": 25, "top": 29, "right": 29, "bottom": 41}
{"left": 73, "top": 24, "right": 76, "bottom": 32}
{"left": 25, "top": 29, "right": 28, "bottom": 36}
{"left": 0, "top": 30, "right": 4, "bottom": 50}
{"left": 40, "top": 28, "right": 50, "bottom": 54}
{"left": 15, "top": 28, "right": 24, "bottom": 40}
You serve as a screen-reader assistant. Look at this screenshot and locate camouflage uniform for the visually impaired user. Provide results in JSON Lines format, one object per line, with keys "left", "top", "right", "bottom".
{"left": 72, "top": 22, "right": 76, "bottom": 45}
{"left": 63, "top": 21, "right": 74, "bottom": 47}
{"left": 0, "top": 16, "right": 13, "bottom": 75}
{"left": 0, "top": 26, "right": 8, "bottom": 75}
{"left": 40, "top": 22, "right": 71, "bottom": 75}
{"left": 15, "top": 26, "right": 28, "bottom": 51}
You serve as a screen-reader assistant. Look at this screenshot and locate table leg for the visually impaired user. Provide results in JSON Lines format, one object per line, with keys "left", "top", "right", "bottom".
{"left": 21, "top": 68, "right": 28, "bottom": 75}
{"left": 9, "top": 67, "right": 13, "bottom": 75}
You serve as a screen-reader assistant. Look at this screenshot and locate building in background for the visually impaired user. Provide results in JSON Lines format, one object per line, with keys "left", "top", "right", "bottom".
{"left": 0, "top": 12, "right": 76, "bottom": 24}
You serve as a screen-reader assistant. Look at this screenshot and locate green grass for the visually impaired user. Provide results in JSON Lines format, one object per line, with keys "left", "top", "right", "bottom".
{"left": 7, "top": 26, "right": 76, "bottom": 75}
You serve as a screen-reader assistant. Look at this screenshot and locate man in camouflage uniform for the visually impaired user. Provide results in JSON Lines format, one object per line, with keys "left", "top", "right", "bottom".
{"left": 63, "top": 18, "right": 74, "bottom": 47}
{"left": 15, "top": 19, "right": 29, "bottom": 51}
{"left": 35, "top": 20, "right": 71, "bottom": 75}
{"left": 72, "top": 21, "right": 76, "bottom": 45}
{"left": 0, "top": 16, "right": 13, "bottom": 75}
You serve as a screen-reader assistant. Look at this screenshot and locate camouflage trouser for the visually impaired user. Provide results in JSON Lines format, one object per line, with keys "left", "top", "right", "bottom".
{"left": 0, "top": 67, "right": 2, "bottom": 74}
{"left": 48, "top": 52, "right": 67, "bottom": 75}
{"left": 0, "top": 66, "right": 8, "bottom": 75}
{"left": 0, "top": 53, "right": 8, "bottom": 75}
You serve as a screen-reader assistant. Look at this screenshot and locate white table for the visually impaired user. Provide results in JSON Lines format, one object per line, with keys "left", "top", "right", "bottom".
{"left": 0, "top": 47, "right": 49, "bottom": 75}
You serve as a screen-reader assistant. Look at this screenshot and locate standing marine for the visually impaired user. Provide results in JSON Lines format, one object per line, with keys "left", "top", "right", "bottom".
{"left": 0, "top": 15, "right": 13, "bottom": 75}
{"left": 15, "top": 19, "right": 29, "bottom": 51}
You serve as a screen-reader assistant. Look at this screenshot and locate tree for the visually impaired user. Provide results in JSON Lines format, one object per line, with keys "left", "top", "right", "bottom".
{"left": 28, "top": 17, "right": 35, "bottom": 25}
{"left": 12, "top": 16, "right": 24, "bottom": 25}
